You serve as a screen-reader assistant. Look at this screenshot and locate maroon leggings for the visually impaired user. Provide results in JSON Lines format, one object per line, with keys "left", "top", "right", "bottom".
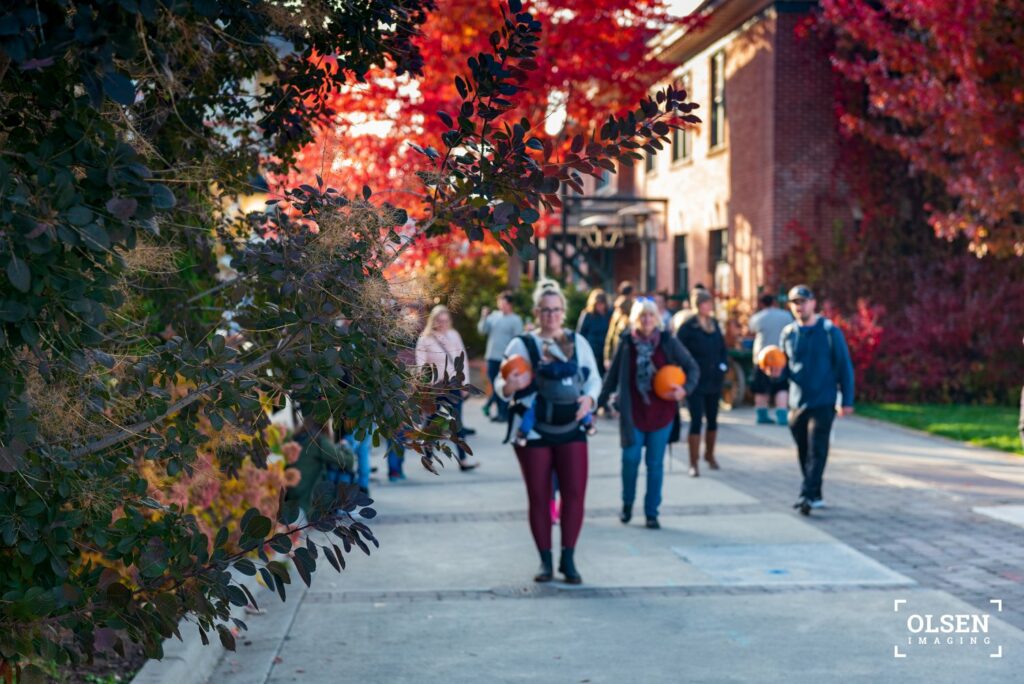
{"left": 515, "top": 441, "right": 588, "bottom": 551}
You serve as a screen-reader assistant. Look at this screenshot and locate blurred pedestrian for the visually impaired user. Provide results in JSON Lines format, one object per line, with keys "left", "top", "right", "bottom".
{"left": 780, "top": 285, "right": 855, "bottom": 515}
{"left": 603, "top": 281, "right": 635, "bottom": 370}
{"left": 676, "top": 289, "right": 728, "bottom": 477}
{"left": 286, "top": 413, "right": 355, "bottom": 518}
{"left": 576, "top": 288, "right": 611, "bottom": 376}
{"left": 478, "top": 290, "right": 523, "bottom": 422}
{"left": 497, "top": 280, "right": 601, "bottom": 584}
{"left": 599, "top": 299, "right": 699, "bottom": 529}
{"left": 654, "top": 291, "right": 673, "bottom": 329}
{"left": 669, "top": 296, "right": 692, "bottom": 334}
{"left": 749, "top": 292, "right": 793, "bottom": 426}
{"left": 416, "top": 305, "right": 480, "bottom": 471}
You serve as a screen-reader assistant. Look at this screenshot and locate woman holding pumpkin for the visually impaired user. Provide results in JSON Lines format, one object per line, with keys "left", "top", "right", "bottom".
{"left": 496, "top": 280, "right": 601, "bottom": 584}
{"left": 598, "top": 299, "right": 699, "bottom": 529}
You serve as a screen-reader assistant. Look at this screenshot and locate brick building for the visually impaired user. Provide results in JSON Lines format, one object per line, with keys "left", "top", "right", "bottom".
{"left": 550, "top": 0, "right": 853, "bottom": 305}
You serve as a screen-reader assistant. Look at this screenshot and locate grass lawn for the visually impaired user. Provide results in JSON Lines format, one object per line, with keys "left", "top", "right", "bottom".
{"left": 859, "top": 403, "right": 1023, "bottom": 455}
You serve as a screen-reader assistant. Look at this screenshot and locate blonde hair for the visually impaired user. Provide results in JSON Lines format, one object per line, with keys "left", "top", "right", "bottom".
{"left": 422, "top": 304, "right": 451, "bottom": 337}
{"left": 584, "top": 288, "right": 608, "bottom": 313}
{"left": 628, "top": 299, "right": 664, "bottom": 331}
{"left": 532, "top": 278, "right": 567, "bottom": 309}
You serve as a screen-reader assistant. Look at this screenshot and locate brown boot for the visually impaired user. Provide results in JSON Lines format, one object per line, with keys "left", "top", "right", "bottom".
{"left": 705, "top": 430, "right": 720, "bottom": 470}
{"left": 687, "top": 434, "right": 700, "bottom": 477}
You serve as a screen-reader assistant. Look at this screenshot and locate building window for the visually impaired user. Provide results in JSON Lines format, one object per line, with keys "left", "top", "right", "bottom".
{"left": 674, "top": 235, "right": 689, "bottom": 295}
{"left": 710, "top": 50, "right": 726, "bottom": 149}
{"left": 672, "top": 73, "right": 692, "bottom": 162}
{"left": 645, "top": 150, "right": 656, "bottom": 174}
{"left": 708, "top": 227, "right": 728, "bottom": 266}
{"left": 595, "top": 168, "right": 612, "bottom": 192}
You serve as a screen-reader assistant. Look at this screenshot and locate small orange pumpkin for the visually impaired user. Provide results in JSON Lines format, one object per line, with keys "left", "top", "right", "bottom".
{"left": 757, "top": 345, "right": 787, "bottom": 372}
{"left": 653, "top": 365, "right": 686, "bottom": 400}
{"left": 500, "top": 354, "right": 532, "bottom": 381}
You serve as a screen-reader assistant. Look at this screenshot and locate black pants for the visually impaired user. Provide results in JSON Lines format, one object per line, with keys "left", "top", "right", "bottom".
{"left": 484, "top": 359, "right": 509, "bottom": 419}
{"left": 686, "top": 392, "right": 720, "bottom": 435}
{"left": 788, "top": 405, "right": 836, "bottom": 501}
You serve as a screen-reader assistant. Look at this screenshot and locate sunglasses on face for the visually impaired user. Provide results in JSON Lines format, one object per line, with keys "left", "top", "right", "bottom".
{"left": 539, "top": 307, "right": 563, "bottom": 315}
{"left": 790, "top": 299, "right": 807, "bottom": 306}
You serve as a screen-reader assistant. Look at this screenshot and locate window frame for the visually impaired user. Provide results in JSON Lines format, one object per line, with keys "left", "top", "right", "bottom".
{"left": 671, "top": 72, "right": 693, "bottom": 163}
{"left": 710, "top": 50, "right": 726, "bottom": 149}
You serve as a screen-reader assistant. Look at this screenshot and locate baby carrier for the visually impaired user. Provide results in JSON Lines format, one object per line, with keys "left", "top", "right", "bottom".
{"left": 506, "top": 333, "right": 588, "bottom": 442}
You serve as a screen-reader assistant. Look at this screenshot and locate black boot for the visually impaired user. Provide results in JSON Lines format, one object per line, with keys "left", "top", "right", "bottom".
{"left": 558, "top": 547, "right": 582, "bottom": 585}
{"left": 620, "top": 503, "right": 632, "bottom": 524}
{"left": 534, "top": 550, "right": 553, "bottom": 582}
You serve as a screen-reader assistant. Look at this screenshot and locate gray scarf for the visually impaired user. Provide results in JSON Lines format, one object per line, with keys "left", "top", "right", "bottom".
{"left": 632, "top": 330, "right": 660, "bottom": 404}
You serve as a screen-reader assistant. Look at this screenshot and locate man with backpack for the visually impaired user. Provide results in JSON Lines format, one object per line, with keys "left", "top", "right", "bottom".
{"left": 780, "top": 285, "right": 855, "bottom": 516}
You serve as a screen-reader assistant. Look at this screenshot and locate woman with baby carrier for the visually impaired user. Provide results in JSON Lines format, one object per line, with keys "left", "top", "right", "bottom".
{"left": 598, "top": 299, "right": 700, "bottom": 530}
{"left": 495, "top": 280, "right": 602, "bottom": 584}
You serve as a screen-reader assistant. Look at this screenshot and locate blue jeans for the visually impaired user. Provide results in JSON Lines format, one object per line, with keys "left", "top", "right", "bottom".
{"left": 387, "top": 430, "right": 406, "bottom": 477}
{"left": 346, "top": 432, "right": 373, "bottom": 491}
{"left": 621, "top": 422, "right": 673, "bottom": 518}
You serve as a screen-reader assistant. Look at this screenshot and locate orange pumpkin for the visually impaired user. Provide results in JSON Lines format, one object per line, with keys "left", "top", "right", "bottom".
{"left": 653, "top": 365, "right": 686, "bottom": 400}
{"left": 500, "top": 354, "right": 532, "bottom": 382}
{"left": 757, "top": 345, "right": 787, "bottom": 372}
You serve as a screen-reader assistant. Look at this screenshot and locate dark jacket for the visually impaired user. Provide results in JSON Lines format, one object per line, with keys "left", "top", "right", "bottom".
{"left": 676, "top": 315, "right": 728, "bottom": 395}
{"left": 598, "top": 329, "right": 700, "bottom": 448}
{"left": 576, "top": 310, "right": 611, "bottom": 370}
{"left": 780, "top": 317, "right": 855, "bottom": 410}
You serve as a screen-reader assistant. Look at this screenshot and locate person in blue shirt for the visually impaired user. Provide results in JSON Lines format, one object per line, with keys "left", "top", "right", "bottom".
{"left": 779, "top": 285, "right": 855, "bottom": 516}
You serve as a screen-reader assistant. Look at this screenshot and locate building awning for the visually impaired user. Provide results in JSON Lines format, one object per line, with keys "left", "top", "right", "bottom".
{"left": 579, "top": 213, "right": 623, "bottom": 228}
{"left": 617, "top": 202, "right": 661, "bottom": 217}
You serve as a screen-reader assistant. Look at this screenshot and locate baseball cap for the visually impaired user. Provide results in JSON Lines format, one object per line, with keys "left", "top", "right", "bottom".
{"left": 787, "top": 285, "right": 814, "bottom": 301}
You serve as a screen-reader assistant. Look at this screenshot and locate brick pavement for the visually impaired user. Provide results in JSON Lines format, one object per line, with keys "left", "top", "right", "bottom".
{"left": 709, "top": 415, "right": 1024, "bottom": 631}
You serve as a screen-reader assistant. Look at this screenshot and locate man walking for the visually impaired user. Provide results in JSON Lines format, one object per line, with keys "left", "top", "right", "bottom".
{"left": 780, "top": 285, "right": 855, "bottom": 516}
{"left": 479, "top": 291, "right": 523, "bottom": 421}
{"left": 749, "top": 292, "right": 793, "bottom": 425}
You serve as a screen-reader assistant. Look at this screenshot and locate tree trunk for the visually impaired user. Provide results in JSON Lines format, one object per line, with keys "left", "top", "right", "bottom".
{"left": 508, "top": 252, "right": 521, "bottom": 290}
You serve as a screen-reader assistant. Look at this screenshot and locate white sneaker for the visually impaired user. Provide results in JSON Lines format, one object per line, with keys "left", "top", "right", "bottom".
{"left": 809, "top": 499, "right": 827, "bottom": 509}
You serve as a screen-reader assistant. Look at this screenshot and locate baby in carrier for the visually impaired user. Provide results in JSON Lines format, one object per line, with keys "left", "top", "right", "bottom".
{"left": 513, "top": 332, "right": 596, "bottom": 447}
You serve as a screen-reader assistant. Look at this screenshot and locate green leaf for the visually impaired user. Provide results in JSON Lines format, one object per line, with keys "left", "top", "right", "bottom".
{"left": 151, "top": 184, "right": 176, "bottom": 210}
{"left": 81, "top": 223, "right": 111, "bottom": 251}
{"left": 6, "top": 256, "right": 30, "bottom": 293}
{"left": 139, "top": 538, "right": 168, "bottom": 578}
{"left": 106, "top": 197, "right": 138, "bottom": 220}
{"left": 226, "top": 585, "right": 248, "bottom": 607}
{"left": 216, "top": 623, "right": 236, "bottom": 651}
{"left": 268, "top": 534, "right": 292, "bottom": 554}
{"left": 67, "top": 206, "right": 93, "bottom": 226}
{"left": 243, "top": 515, "right": 272, "bottom": 540}
{"left": 233, "top": 558, "right": 256, "bottom": 576}
{"left": 103, "top": 71, "right": 136, "bottom": 106}
{"left": 518, "top": 242, "right": 538, "bottom": 260}
{"left": 106, "top": 582, "right": 132, "bottom": 609}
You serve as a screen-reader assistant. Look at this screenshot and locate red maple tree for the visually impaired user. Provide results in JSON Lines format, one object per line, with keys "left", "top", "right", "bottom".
{"left": 281, "top": 0, "right": 697, "bottom": 268}
{"left": 818, "top": 0, "right": 1024, "bottom": 256}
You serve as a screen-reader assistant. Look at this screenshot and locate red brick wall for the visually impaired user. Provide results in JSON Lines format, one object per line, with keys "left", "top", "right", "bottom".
{"left": 770, "top": 10, "right": 851, "bottom": 278}
{"left": 726, "top": 13, "right": 776, "bottom": 303}
{"left": 635, "top": 4, "right": 853, "bottom": 307}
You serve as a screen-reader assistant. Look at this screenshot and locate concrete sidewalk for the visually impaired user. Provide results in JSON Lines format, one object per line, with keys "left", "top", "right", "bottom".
{"left": 208, "top": 401, "right": 1024, "bottom": 683}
